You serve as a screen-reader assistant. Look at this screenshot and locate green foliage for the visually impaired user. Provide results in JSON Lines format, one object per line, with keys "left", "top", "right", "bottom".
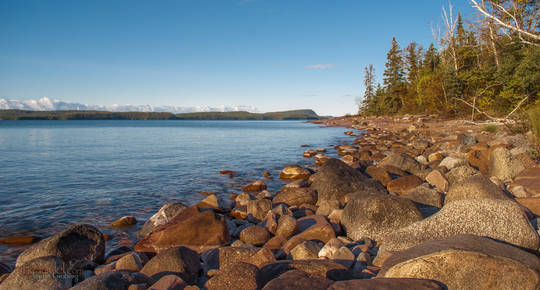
{"left": 356, "top": 3, "right": 539, "bottom": 119}
{"left": 175, "top": 110, "right": 320, "bottom": 120}
{"left": 528, "top": 104, "right": 540, "bottom": 144}
{"left": 483, "top": 124, "right": 498, "bottom": 132}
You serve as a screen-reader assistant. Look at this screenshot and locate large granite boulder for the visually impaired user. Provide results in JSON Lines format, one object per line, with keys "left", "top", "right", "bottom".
{"left": 134, "top": 206, "right": 229, "bottom": 253}
{"left": 16, "top": 224, "right": 105, "bottom": 267}
{"left": 0, "top": 257, "right": 72, "bottom": 290}
{"left": 310, "top": 159, "right": 386, "bottom": 207}
{"left": 205, "top": 262, "right": 262, "bottom": 290}
{"left": 489, "top": 147, "right": 525, "bottom": 180}
{"left": 328, "top": 278, "right": 443, "bottom": 290}
{"left": 139, "top": 203, "right": 188, "bottom": 237}
{"left": 378, "top": 153, "right": 423, "bottom": 175}
{"left": 374, "top": 198, "right": 539, "bottom": 266}
{"left": 378, "top": 235, "right": 540, "bottom": 289}
{"left": 139, "top": 246, "right": 201, "bottom": 284}
{"left": 341, "top": 192, "right": 423, "bottom": 242}
{"left": 445, "top": 165, "right": 481, "bottom": 186}
{"left": 444, "top": 175, "right": 509, "bottom": 204}
{"left": 70, "top": 271, "right": 147, "bottom": 290}
{"left": 262, "top": 270, "right": 333, "bottom": 290}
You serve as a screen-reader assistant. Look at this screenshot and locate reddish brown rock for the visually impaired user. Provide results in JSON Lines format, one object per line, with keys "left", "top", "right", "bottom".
{"left": 140, "top": 246, "right": 201, "bottom": 284}
{"left": 204, "top": 247, "right": 275, "bottom": 270}
{"left": 262, "top": 270, "right": 333, "bottom": 290}
{"left": 243, "top": 180, "right": 267, "bottom": 192}
{"left": 516, "top": 197, "right": 540, "bottom": 216}
{"left": 115, "top": 252, "right": 149, "bottom": 272}
{"left": 365, "top": 166, "right": 393, "bottom": 186}
{"left": 134, "top": 206, "right": 230, "bottom": 253}
{"left": 260, "top": 260, "right": 351, "bottom": 285}
{"left": 275, "top": 215, "right": 298, "bottom": 239}
{"left": 261, "top": 211, "right": 278, "bottom": 235}
{"left": 466, "top": 148, "right": 490, "bottom": 175}
{"left": 425, "top": 169, "right": 449, "bottom": 192}
{"left": 280, "top": 165, "right": 311, "bottom": 179}
{"left": 510, "top": 167, "right": 540, "bottom": 197}
{"left": 264, "top": 235, "right": 287, "bottom": 250}
{"left": 328, "top": 278, "right": 443, "bottom": 290}
{"left": 273, "top": 188, "right": 317, "bottom": 207}
{"left": 239, "top": 226, "right": 271, "bottom": 246}
{"left": 0, "top": 235, "right": 41, "bottom": 245}
{"left": 247, "top": 199, "right": 272, "bottom": 221}
{"left": 148, "top": 275, "right": 187, "bottom": 290}
{"left": 386, "top": 175, "right": 423, "bottom": 195}
{"left": 205, "top": 262, "right": 262, "bottom": 290}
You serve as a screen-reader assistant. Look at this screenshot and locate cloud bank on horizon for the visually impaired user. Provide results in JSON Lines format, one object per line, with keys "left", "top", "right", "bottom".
{"left": 0, "top": 97, "right": 260, "bottom": 114}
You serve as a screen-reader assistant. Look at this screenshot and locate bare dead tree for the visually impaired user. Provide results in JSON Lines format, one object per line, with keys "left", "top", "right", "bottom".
{"left": 471, "top": 0, "right": 540, "bottom": 47}
{"left": 442, "top": 1, "right": 459, "bottom": 71}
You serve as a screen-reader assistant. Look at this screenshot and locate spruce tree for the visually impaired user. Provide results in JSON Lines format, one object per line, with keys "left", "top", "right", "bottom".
{"left": 360, "top": 64, "right": 377, "bottom": 115}
{"left": 382, "top": 37, "right": 406, "bottom": 114}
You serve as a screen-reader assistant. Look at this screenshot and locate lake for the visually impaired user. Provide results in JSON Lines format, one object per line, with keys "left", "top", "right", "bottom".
{"left": 0, "top": 120, "right": 350, "bottom": 264}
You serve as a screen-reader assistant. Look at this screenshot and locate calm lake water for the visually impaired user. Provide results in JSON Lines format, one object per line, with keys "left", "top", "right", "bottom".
{"left": 0, "top": 120, "right": 351, "bottom": 264}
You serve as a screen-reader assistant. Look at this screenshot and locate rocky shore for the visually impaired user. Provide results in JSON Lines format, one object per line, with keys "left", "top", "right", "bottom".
{"left": 1, "top": 115, "right": 540, "bottom": 289}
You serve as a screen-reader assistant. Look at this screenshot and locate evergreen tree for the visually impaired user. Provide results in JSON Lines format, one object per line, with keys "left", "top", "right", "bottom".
{"left": 382, "top": 37, "right": 406, "bottom": 114}
{"left": 359, "top": 64, "right": 377, "bottom": 115}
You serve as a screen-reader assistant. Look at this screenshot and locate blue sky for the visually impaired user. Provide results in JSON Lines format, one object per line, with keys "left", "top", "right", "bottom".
{"left": 0, "top": 0, "right": 475, "bottom": 116}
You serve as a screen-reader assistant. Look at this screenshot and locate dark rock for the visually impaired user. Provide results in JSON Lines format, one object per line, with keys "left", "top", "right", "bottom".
{"left": 147, "top": 274, "right": 187, "bottom": 290}
{"left": 260, "top": 260, "right": 352, "bottom": 285}
{"left": 273, "top": 188, "right": 317, "bottom": 207}
{"left": 205, "top": 262, "right": 262, "bottom": 290}
{"left": 379, "top": 153, "right": 423, "bottom": 175}
{"left": 239, "top": 226, "right": 271, "bottom": 246}
{"left": 262, "top": 270, "right": 333, "bottom": 290}
{"left": 328, "top": 278, "right": 443, "bottom": 290}
{"left": 341, "top": 192, "right": 423, "bottom": 242}
{"left": 310, "top": 159, "right": 386, "bottom": 207}
{"left": 16, "top": 224, "right": 105, "bottom": 267}
{"left": 0, "top": 256, "right": 72, "bottom": 290}
{"left": 71, "top": 270, "right": 147, "bottom": 290}
{"left": 402, "top": 183, "right": 443, "bottom": 208}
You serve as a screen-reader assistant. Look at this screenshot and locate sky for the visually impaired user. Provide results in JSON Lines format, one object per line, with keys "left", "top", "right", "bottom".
{"left": 0, "top": 0, "right": 476, "bottom": 116}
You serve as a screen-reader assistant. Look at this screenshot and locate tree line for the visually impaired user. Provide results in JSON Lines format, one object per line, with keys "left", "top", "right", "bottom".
{"left": 357, "top": 0, "right": 539, "bottom": 122}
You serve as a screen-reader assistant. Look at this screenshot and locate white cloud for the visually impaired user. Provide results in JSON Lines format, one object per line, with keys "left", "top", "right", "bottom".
{"left": 305, "top": 64, "right": 334, "bottom": 70}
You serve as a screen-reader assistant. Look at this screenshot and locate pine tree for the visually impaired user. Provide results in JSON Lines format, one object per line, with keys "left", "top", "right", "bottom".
{"left": 359, "top": 64, "right": 377, "bottom": 115}
{"left": 382, "top": 37, "right": 406, "bottom": 114}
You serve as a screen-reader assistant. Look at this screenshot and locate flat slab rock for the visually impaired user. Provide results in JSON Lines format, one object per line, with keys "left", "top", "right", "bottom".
{"left": 378, "top": 235, "right": 540, "bottom": 289}
{"left": 328, "top": 278, "right": 444, "bottom": 290}
{"left": 510, "top": 166, "right": 540, "bottom": 197}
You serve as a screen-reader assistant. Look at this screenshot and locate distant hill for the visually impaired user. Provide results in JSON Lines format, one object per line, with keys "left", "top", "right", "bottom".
{"left": 0, "top": 109, "right": 321, "bottom": 120}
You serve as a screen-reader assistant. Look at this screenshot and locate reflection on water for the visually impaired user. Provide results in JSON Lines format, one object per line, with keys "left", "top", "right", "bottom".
{"left": 0, "top": 120, "right": 351, "bottom": 265}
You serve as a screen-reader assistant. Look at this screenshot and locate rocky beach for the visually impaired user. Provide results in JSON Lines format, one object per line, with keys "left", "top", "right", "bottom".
{"left": 1, "top": 115, "right": 540, "bottom": 289}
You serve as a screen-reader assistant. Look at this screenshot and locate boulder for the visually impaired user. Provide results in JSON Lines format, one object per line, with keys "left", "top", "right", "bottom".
{"left": 365, "top": 166, "right": 393, "bottom": 186}
{"left": 115, "top": 252, "right": 148, "bottom": 272}
{"left": 247, "top": 199, "right": 272, "bottom": 221}
{"left": 111, "top": 216, "right": 137, "bottom": 227}
{"left": 0, "top": 256, "right": 72, "bottom": 290}
{"left": 243, "top": 180, "right": 267, "bottom": 192}
{"left": 16, "top": 224, "right": 105, "bottom": 267}
{"left": 438, "top": 156, "right": 467, "bottom": 170}
{"left": 510, "top": 166, "right": 540, "bottom": 197}
{"left": 341, "top": 192, "right": 423, "bottom": 242}
{"left": 386, "top": 175, "right": 423, "bottom": 195}
{"left": 273, "top": 188, "right": 317, "bottom": 207}
{"left": 318, "top": 238, "right": 345, "bottom": 259}
{"left": 262, "top": 270, "right": 333, "bottom": 290}
{"left": 139, "top": 203, "right": 188, "bottom": 238}
{"left": 239, "top": 226, "right": 270, "bottom": 246}
{"left": 427, "top": 152, "right": 444, "bottom": 163}
{"left": 280, "top": 165, "right": 311, "bottom": 179}
{"left": 196, "top": 194, "right": 233, "bottom": 212}
{"left": 328, "top": 278, "right": 443, "bottom": 290}
{"left": 374, "top": 198, "right": 540, "bottom": 266}
{"left": 445, "top": 165, "right": 481, "bottom": 186}
{"left": 203, "top": 247, "right": 275, "bottom": 270}
{"left": 261, "top": 211, "right": 278, "bottom": 235}
{"left": 71, "top": 271, "right": 147, "bottom": 290}
{"left": 516, "top": 197, "right": 540, "bottom": 216}
{"left": 294, "top": 215, "right": 335, "bottom": 243}
{"left": 275, "top": 215, "right": 298, "bottom": 239}
{"left": 290, "top": 241, "right": 321, "bottom": 260}
{"left": 378, "top": 235, "right": 540, "bottom": 290}
{"left": 466, "top": 148, "right": 490, "bottom": 174}
{"left": 444, "top": 175, "right": 509, "bottom": 204}
{"left": 205, "top": 262, "right": 262, "bottom": 290}
{"left": 489, "top": 147, "right": 525, "bottom": 180}
{"left": 310, "top": 159, "right": 386, "bottom": 207}
{"left": 378, "top": 153, "right": 423, "bottom": 174}
{"left": 425, "top": 170, "right": 448, "bottom": 192}
{"left": 134, "top": 207, "right": 230, "bottom": 253}
{"left": 259, "top": 260, "right": 352, "bottom": 285}
{"left": 147, "top": 275, "right": 187, "bottom": 290}
{"left": 402, "top": 184, "right": 443, "bottom": 208}
{"left": 140, "top": 246, "right": 200, "bottom": 284}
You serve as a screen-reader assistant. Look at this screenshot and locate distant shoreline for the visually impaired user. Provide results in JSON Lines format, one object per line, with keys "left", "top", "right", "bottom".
{"left": 0, "top": 109, "right": 327, "bottom": 121}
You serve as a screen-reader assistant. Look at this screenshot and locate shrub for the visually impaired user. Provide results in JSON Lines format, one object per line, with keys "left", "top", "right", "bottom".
{"left": 528, "top": 104, "right": 540, "bottom": 144}
{"left": 483, "top": 124, "right": 497, "bottom": 133}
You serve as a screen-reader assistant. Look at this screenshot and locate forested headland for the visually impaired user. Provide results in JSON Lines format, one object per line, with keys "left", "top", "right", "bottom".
{"left": 356, "top": 0, "right": 539, "bottom": 126}
{"left": 0, "top": 109, "right": 322, "bottom": 120}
